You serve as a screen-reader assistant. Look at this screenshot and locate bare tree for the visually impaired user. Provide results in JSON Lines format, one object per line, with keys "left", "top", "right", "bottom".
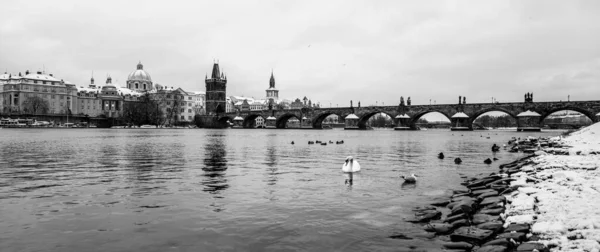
{"left": 22, "top": 96, "right": 49, "bottom": 115}
{"left": 121, "top": 93, "right": 164, "bottom": 127}
{"left": 163, "top": 92, "right": 183, "bottom": 126}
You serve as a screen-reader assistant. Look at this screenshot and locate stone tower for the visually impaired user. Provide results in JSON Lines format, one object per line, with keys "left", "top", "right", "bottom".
{"left": 205, "top": 62, "right": 227, "bottom": 115}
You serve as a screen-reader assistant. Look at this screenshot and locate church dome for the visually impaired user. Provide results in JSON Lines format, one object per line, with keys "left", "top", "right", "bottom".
{"left": 127, "top": 62, "right": 152, "bottom": 82}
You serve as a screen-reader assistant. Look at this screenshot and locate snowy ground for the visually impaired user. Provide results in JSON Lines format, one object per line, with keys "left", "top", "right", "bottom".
{"left": 503, "top": 123, "right": 600, "bottom": 252}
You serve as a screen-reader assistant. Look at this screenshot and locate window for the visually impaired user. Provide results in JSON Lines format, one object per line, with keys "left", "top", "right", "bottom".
{"left": 188, "top": 96, "right": 192, "bottom": 100}
{"left": 135, "top": 83, "right": 139, "bottom": 89}
{"left": 167, "top": 101, "right": 171, "bottom": 105}
{"left": 181, "top": 115, "right": 185, "bottom": 120}
{"left": 51, "top": 95, "right": 55, "bottom": 99}
{"left": 188, "top": 116, "right": 192, "bottom": 120}
{"left": 180, "top": 108, "right": 184, "bottom": 113}
{"left": 167, "top": 95, "right": 171, "bottom": 98}
{"left": 188, "top": 103, "right": 192, "bottom": 107}
{"left": 188, "top": 109, "right": 191, "bottom": 113}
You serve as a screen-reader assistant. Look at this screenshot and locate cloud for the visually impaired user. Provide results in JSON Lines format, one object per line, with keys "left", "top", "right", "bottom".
{"left": 1, "top": 0, "right": 600, "bottom": 107}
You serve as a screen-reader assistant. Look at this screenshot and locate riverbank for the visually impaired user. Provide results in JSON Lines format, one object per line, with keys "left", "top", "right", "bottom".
{"left": 403, "top": 123, "right": 600, "bottom": 251}
{"left": 503, "top": 123, "right": 600, "bottom": 251}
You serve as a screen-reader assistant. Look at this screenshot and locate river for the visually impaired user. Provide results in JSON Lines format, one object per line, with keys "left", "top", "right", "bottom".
{"left": 0, "top": 128, "right": 564, "bottom": 252}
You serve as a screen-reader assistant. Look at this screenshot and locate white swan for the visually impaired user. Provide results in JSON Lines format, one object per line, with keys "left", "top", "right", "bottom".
{"left": 342, "top": 156, "right": 361, "bottom": 173}
{"left": 401, "top": 174, "right": 417, "bottom": 183}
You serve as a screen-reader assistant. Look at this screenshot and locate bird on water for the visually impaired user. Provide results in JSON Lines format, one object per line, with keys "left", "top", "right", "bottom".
{"left": 342, "top": 156, "right": 361, "bottom": 185}
{"left": 400, "top": 174, "right": 417, "bottom": 183}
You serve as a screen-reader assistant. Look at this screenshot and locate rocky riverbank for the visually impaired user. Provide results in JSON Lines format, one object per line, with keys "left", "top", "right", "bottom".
{"left": 401, "top": 123, "right": 600, "bottom": 251}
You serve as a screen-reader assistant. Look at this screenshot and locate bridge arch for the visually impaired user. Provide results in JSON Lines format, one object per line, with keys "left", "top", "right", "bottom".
{"left": 539, "top": 106, "right": 597, "bottom": 123}
{"left": 276, "top": 113, "right": 302, "bottom": 129}
{"left": 470, "top": 108, "right": 518, "bottom": 130}
{"left": 217, "top": 116, "right": 233, "bottom": 128}
{"left": 357, "top": 111, "right": 395, "bottom": 129}
{"left": 312, "top": 111, "right": 344, "bottom": 129}
{"left": 243, "top": 114, "right": 266, "bottom": 128}
{"left": 409, "top": 110, "right": 452, "bottom": 130}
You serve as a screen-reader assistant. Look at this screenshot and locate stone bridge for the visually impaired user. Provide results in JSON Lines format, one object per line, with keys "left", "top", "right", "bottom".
{"left": 222, "top": 99, "right": 600, "bottom": 131}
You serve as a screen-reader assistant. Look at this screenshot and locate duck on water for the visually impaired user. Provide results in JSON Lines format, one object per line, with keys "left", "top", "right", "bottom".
{"left": 400, "top": 174, "right": 417, "bottom": 183}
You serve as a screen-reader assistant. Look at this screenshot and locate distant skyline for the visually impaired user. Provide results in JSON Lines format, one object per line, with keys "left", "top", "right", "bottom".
{"left": 1, "top": 0, "right": 600, "bottom": 108}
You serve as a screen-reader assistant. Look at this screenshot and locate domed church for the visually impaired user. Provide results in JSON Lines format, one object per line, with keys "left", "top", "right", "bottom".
{"left": 126, "top": 61, "right": 153, "bottom": 92}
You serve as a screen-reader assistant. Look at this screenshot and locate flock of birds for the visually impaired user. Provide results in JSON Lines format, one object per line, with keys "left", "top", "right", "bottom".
{"left": 290, "top": 140, "right": 345, "bottom": 145}
{"left": 291, "top": 137, "right": 501, "bottom": 186}
{"left": 438, "top": 142, "right": 501, "bottom": 165}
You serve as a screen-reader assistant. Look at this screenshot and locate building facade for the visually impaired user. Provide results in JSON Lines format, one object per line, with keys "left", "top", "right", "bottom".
{"left": 1, "top": 70, "right": 78, "bottom": 118}
{"left": 1, "top": 62, "right": 206, "bottom": 126}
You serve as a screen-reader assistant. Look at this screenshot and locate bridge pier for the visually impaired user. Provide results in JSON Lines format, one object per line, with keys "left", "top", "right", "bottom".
{"left": 266, "top": 116, "right": 276, "bottom": 129}
{"left": 450, "top": 112, "right": 471, "bottom": 131}
{"left": 232, "top": 116, "right": 244, "bottom": 128}
{"left": 344, "top": 113, "right": 359, "bottom": 130}
{"left": 394, "top": 114, "right": 411, "bottom": 130}
{"left": 517, "top": 110, "right": 541, "bottom": 132}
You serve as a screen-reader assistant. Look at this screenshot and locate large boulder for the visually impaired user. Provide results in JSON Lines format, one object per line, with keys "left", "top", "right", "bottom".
{"left": 442, "top": 241, "right": 474, "bottom": 250}
{"left": 450, "top": 219, "right": 469, "bottom": 228}
{"left": 479, "top": 207, "right": 504, "bottom": 215}
{"left": 472, "top": 214, "right": 500, "bottom": 225}
{"left": 516, "top": 243, "right": 549, "bottom": 252}
{"left": 477, "top": 191, "right": 499, "bottom": 200}
{"left": 504, "top": 224, "right": 530, "bottom": 233}
{"left": 496, "top": 232, "right": 526, "bottom": 242}
{"left": 477, "top": 245, "right": 508, "bottom": 252}
{"left": 471, "top": 189, "right": 498, "bottom": 197}
{"left": 466, "top": 177, "right": 497, "bottom": 188}
{"left": 477, "top": 221, "right": 504, "bottom": 232}
{"left": 451, "top": 196, "right": 475, "bottom": 202}
{"left": 444, "top": 213, "right": 466, "bottom": 223}
{"left": 423, "top": 223, "right": 455, "bottom": 235}
{"left": 482, "top": 238, "right": 512, "bottom": 248}
{"left": 449, "top": 199, "right": 477, "bottom": 217}
{"left": 450, "top": 226, "right": 494, "bottom": 244}
{"left": 479, "top": 196, "right": 506, "bottom": 207}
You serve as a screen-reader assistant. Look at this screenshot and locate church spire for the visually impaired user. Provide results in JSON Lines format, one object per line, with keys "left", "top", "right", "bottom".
{"left": 137, "top": 61, "right": 143, "bottom": 70}
{"left": 269, "top": 70, "right": 275, "bottom": 88}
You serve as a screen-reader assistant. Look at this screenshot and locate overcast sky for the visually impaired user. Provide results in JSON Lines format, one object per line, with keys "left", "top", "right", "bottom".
{"left": 1, "top": 0, "right": 599, "bottom": 108}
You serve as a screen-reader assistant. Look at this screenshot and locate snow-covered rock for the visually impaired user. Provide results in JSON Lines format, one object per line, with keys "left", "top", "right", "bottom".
{"left": 501, "top": 122, "right": 600, "bottom": 252}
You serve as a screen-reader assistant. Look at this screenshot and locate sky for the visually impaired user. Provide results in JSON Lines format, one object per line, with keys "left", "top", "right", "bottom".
{"left": 1, "top": 0, "right": 600, "bottom": 109}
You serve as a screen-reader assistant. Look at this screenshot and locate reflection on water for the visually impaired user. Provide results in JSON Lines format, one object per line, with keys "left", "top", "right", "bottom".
{"left": 0, "top": 128, "right": 566, "bottom": 252}
{"left": 202, "top": 135, "right": 229, "bottom": 194}
{"left": 265, "top": 138, "right": 278, "bottom": 186}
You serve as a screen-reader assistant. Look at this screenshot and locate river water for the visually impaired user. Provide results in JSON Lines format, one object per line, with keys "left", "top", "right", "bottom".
{"left": 0, "top": 128, "right": 563, "bottom": 252}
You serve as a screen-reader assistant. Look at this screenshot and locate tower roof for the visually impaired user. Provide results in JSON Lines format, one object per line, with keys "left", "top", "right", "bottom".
{"left": 211, "top": 63, "right": 220, "bottom": 79}
{"left": 269, "top": 70, "right": 275, "bottom": 88}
